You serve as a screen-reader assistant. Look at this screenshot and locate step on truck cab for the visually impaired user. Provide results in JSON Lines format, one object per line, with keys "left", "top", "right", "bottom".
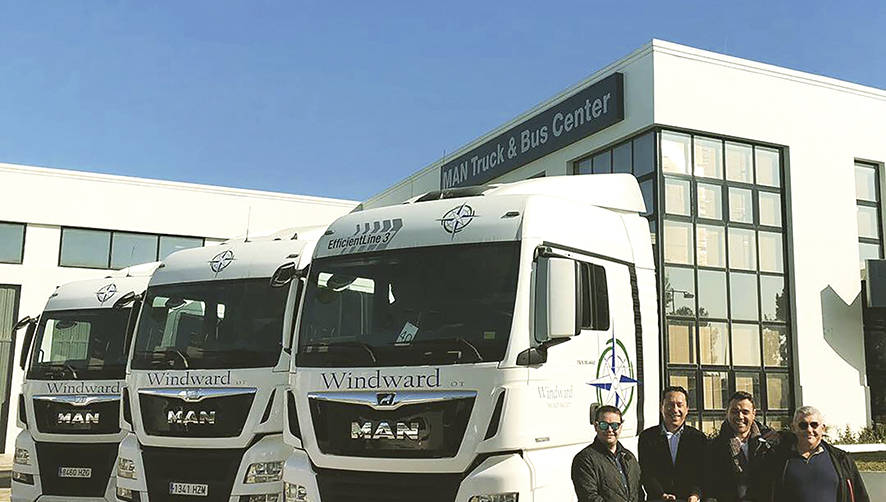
{"left": 282, "top": 174, "right": 661, "bottom": 502}
{"left": 116, "top": 228, "right": 323, "bottom": 502}
{"left": 13, "top": 263, "right": 159, "bottom": 502}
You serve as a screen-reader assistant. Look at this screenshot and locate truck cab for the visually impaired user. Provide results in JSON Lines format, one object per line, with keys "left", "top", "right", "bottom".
{"left": 282, "top": 174, "right": 660, "bottom": 502}
{"left": 12, "top": 263, "right": 158, "bottom": 502}
{"left": 116, "top": 228, "right": 322, "bottom": 502}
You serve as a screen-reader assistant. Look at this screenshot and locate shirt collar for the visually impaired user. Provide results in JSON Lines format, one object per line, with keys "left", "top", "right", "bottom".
{"left": 661, "top": 423, "right": 685, "bottom": 437}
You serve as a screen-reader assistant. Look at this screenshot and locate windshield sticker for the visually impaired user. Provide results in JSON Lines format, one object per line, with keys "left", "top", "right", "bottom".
{"left": 483, "top": 331, "right": 496, "bottom": 340}
{"left": 328, "top": 218, "right": 403, "bottom": 255}
{"left": 209, "top": 250, "right": 235, "bottom": 275}
{"left": 587, "top": 332, "right": 637, "bottom": 415}
{"left": 321, "top": 368, "right": 441, "bottom": 390}
{"left": 395, "top": 322, "right": 419, "bottom": 345}
{"left": 438, "top": 203, "right": 477, "bottom": 238}
{"left": 95, "top": 283, "right": 118, "bottom": 304}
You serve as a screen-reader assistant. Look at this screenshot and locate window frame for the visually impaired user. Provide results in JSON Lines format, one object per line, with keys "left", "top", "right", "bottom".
{"left": 0, "top": 221, "right": 26, "bottom": 265}
{"left": 59, "top": 226, "right": 206, "bottom": 270}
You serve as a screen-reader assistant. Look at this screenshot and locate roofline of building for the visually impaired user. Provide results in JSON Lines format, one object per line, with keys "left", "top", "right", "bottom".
{"left": 0, "top": 161, "right": 357, "bottom": 207}
{"left": 364, "top": 39, "right": 886, "bottom": 207}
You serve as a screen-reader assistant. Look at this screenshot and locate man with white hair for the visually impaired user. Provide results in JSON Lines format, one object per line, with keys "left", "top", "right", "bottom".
{"left": 753, "top": 405, "right": 869, "bottom": 502}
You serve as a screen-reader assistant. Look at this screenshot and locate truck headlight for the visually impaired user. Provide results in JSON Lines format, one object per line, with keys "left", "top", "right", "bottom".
{"left": 468, "top": 494, "right": 519, "bottom": 502}
{"left": 244, "top": 461, "right": 283, "bottom": 484}
{"left": 13, "top": 447, "right": 30, "bottom": 465}
{"left": 284, "top": 482, "right": 310, "bottom": 502}
{"left": 117, "top": 457, "right": 137, "bottom": 480}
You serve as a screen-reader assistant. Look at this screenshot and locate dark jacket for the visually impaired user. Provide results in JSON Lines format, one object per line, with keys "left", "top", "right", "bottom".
{"left": 752, "top": 433, "right": 870, "bottom": 502}
{"left": 638, "top": 423, "right": 707, "bottom": 500}
{"left": 703, "top": 420, "right": 775, "bottom": 502}
{"left": 572, "top": 437, "right": 642, "bottom": 502}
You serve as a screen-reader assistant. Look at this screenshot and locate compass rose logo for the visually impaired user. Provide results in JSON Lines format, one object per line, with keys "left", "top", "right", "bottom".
{"left": 209, "top": 250, "right": 234, "bottom": 274}
{"left": 95, "top": 283, "right": 117, "bottom": 304}
{"left": 438, "top": 203, "right": 477, "bottom": 238}
{"left": 587, "top": 332, "right": 638, "bottom": 415}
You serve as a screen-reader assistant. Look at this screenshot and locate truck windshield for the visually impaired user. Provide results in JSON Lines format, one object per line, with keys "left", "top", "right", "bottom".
{"left": 28, "top": 308, "right": 131, "bottom": 380}
{"left": 296, "top": 242, "right": 519, "bottom": 367}
{"left": 130, "top": 279, "right": 287, "bottom": 370}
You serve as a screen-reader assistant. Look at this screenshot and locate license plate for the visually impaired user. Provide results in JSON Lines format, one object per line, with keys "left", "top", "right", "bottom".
{"left": 58, "top": 467, "right": 92, "bottom": 478}
{"left": 169, "top": 482, "right": 208, "bottom": 496}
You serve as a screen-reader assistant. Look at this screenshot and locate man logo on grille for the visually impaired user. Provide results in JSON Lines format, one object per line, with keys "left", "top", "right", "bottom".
{"left": 377, "top": 393, "right": 396, "bottom": 406}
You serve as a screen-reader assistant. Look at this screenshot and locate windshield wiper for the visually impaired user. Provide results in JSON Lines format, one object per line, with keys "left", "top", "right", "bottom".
{"left": 303, "top": 341, "right": 377, "bottom": 364}
{"left": 409, "top": 337, "right": 484, "bottom": 363}
{"left": 36, "top": 362, "right": 80, "bottom": 379}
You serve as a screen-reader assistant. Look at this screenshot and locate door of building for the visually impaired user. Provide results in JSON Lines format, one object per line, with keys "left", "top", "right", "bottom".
{"left": 0, "top": 285, "right": 21, "bottom": 452}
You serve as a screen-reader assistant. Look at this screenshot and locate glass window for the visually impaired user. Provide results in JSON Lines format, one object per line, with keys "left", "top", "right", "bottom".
{"left": 729, "top": 187, "right": 753, "bottom": 223}
{"left": 729, "top": 228, "right": 757, "bottom": 270}
{"left": 665, "top": 178, "right": 691, "bottom": 216}
{"left": 699, "top": 321, "right": 729, "bottom": 365}
{"left": 701, "top": 415, "right": 724, "bottom": 436}
{"left": 760, "top": 275, "right": 786, "bottom": 322}
{"left": 0, "top": 222, "right": 25, "bottom": 264}
{"left": 755, "top": 147, "right": 781, "bottom": 187}
{"left": 160, "top": 236, "right": 204, "bottom": 261}
{"left": 766, "top": 414, "right": 790, "bottom": 432}
{"left": 592, "top": 151, "right": 611, "bottom": 174}
{"left": 111, "top": 232, "right": 159, "bottom": 269}
{"left": 763, "top": 326, "right": 789, "bottom": 367}
{"left": 730, "top": 272, "right": 759, "bottom": 321}
{"left": 575, "top": 158, "right": 591, "bottom": 175}
{"left": 702, "top": 371, "right": 729, "bottom": 409}
{"left": 855, "top": 163, "right": 879, "bottom": 202}
{"left": 732, "top": 323, "right": 761, "bottom": 366}
{"left": 759, "top": 192, "right": 782, "bottom": 227}
{"left": 667, "top": 320, "right": 696, "bottom": 364}
{"left": 633, "top": 132, "right": 655, "bottom": 176}
{"left": 661, "top": 131, "right": 691, "bottom": 175}
{"left": 858, "top": 206, "right": 880, "bottom": 239}
{"left": 696, "top": 225, "right": 726, "bottom": 268}
{"left": 639, "top": 180, "right": 653, "bottom": 217}
{"left": 735, "top": 371, "right": 761, "bottom": 398}
{"left": 612, "top": 142, "right": 632, "bottom": 174}
{"left": 697, "top": 270, "right": 727, "bottom": 319}
{"left": 694, "top": 137, "right": 723, "bottom": 179}
{"left": 859, "top": 242, "right": 882, "bottom": 270}
{"left": 60, "top": 228, "right": 111, "bottom": 268}
{"left": 665, "top": 266, "right": 695, "bottom": 316}
{"left": 767, "top": 373, "right": 791, "bottom": 409}
{"left": 726, "top": 142, "right": 753, "bottom": 183}
{"left": 669, "top": 370, "right": 697, "bottom": 409}
{"left": 697, "top": 183, "right": 723, "bottom": 220}
{"left": 664, "top": 220, "right": 694, "bottom": 265}
{"left": 758, "top": 231, "right": 784, "bottom": 273}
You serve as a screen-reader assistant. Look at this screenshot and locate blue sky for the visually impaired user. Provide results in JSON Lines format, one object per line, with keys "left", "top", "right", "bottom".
{"left": 0, "top": 1, "right": 883, "bottom": 202}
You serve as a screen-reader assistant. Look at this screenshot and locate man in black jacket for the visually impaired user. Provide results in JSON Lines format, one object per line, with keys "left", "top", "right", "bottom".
{"left": 704, "top": 391, "right": 776, "bottom": 502}
{"left": 572, "top": 405, "right": 642, "bottom": 502}
{"left": 638, "top": 386, "right": 706, "bottom": 501}
{"left": 752, "top": 405, "right": 869, "bottom": 502}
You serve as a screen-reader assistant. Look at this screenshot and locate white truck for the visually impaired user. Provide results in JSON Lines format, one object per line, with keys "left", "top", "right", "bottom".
{"left": 282, "top": 174, "right": 660, "bottom": 502}
{"left": 12, "top": 263, "right": 158, "bottom": 502}
{"left": 116, "top": 228, "right": 322, "bottom": 502}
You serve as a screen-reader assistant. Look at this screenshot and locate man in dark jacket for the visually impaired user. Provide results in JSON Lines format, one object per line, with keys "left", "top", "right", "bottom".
{"left": 752, "top": 405, "right": 869, "bottom": 502}
{"left": 704, "top": 391, "right": 776, "bottom": 502}
{"left": 639, "top": 386, "right": 706, "bottom": 501}
{"left": 572, "top": 405, "right": 642, "bottom": 502}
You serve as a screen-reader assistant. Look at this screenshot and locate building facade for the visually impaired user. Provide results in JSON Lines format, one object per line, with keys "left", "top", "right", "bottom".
{"left": 0, "top": 162, "right": 357, "bottom": 452}
{"left": 364, "top": 40, "right": 886, "bottom": 433}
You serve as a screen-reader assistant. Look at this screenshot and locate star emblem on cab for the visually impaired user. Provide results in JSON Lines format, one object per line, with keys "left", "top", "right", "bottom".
{"left": 209, "top": 250, "right": 234, "bottom": 274}
{"left": 438, "top": 203, "right": 477, "bottom": 238}
{"left": 96, "top": 283, "right": 118, "bottom": 304}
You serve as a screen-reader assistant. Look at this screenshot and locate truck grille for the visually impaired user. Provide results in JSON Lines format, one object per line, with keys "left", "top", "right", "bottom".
{"left": 33, "top": 398, "right": 120, "bottom": 434}
{"left": 34, "top": 441, "right": 116, "bottom": 497}
{"left": 309, "top": 395, "right": 474, "bottom": 458}
{"left": 141, "top": 446, "right": 245, "bottom": 502}
{"left": 315, "top": 467, "right": 462, "bottom": 502}
{"left": 139, "top": 392, "right": 254, "bottom": 438}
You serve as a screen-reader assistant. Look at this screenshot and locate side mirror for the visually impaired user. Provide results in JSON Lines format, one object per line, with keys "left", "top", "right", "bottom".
{"left": 535, "top": 256, "right": 580, "bottom": 341}
{"left": 18, "top": 319, "right": 37, "bottom": 371}
{"left": 13, "top": 316, "right": 33, "bottom": 333}
{"left": 123, "top": 298, "right": 143, "bottom": 356}
{"left": 113, "top": 292, "right": 139, "bottom": 309}
{"left": 271, "top": 262, "right": 299, "bottom": 288}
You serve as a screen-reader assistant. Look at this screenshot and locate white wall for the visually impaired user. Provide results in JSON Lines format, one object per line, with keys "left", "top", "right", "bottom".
{"left": 651, "top": 40, "right": 886, "bottom": 430}
{"left": 0, "top": 163, "right": 357, "bottom": 452}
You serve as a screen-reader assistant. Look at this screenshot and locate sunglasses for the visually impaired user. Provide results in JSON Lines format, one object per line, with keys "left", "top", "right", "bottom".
{"left": 796, "top": 420, "right": 821, "bottom": 430}
{"left": 596, "top": 421, "right": 622, "bottom": 431}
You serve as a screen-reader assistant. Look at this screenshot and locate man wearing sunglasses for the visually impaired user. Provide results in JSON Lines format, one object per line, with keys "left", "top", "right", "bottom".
{"left": 752, "top": 406, "right": 869, "bottom": 501}
{"left": 638, "top": 386, "right": 706, "bottom": 502}
{"left": 571, "top": 404, "right": 642, "bottom": 502}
